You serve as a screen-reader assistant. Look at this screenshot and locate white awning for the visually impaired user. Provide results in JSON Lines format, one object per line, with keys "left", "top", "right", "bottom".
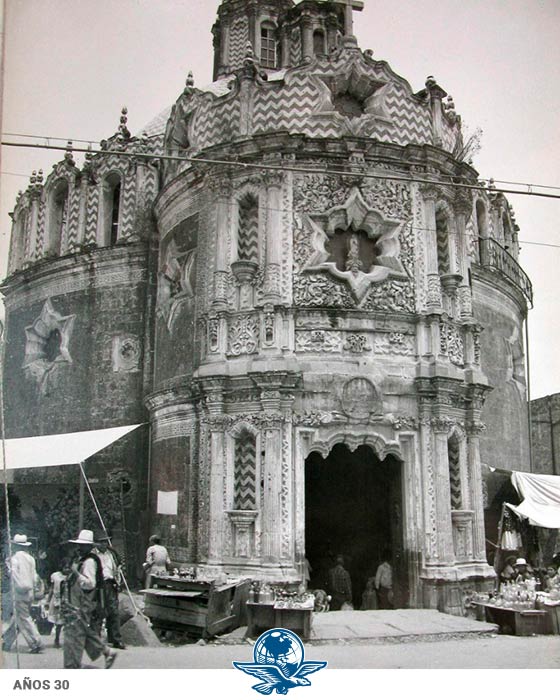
{"left": 506, "top": 471, "right": 560, "bottom": 528}
{"left": 0, "top": 424, "right": 143, "bottom": 470}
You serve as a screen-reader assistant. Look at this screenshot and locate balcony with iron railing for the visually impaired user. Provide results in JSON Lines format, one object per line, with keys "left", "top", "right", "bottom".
{"left": 477, "top": 237, "right": 533, "bottom": 307}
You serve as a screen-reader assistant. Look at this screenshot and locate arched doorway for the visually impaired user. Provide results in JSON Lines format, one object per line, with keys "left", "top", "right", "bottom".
{"left": 304, "top": 443, "right": 406, "bottom": 609}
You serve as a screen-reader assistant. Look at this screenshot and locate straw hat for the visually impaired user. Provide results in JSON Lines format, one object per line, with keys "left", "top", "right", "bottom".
{"left": 12, "top": 534, "right": 32, "bottom": 547}
{"left": 515, "top": 557, "right": 527, "bottom": 567}
{"left": 68, "top": 529, "right": 97, "bottom": 545}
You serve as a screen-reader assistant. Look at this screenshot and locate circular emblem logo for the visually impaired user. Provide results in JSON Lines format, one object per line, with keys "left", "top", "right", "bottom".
{"left": 253, "top": 629, "right": 304, "bottom": 678}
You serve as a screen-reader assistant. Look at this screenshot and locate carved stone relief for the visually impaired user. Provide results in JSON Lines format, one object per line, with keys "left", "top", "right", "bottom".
{"left": 227, "top": 315, "right": 259, "bottom": 356}
{"left": 295, "top": 330, "right": 343, "bottom": 353}
{"left": 341, "top": 377, "right": 382, "bottom": 420}
{"left": 23, "top": 299, "right": 76, "bottom": 394}
{"left": 112, "top": 334, "right": 141, "bottom": 373}
{"left": 374, "top": 331, "right": 415, "bottom": 356}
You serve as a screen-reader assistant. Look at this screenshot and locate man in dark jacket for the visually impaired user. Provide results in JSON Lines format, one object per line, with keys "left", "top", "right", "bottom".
{"left": 91, "top": 532, "right": 126, "bottom": 649}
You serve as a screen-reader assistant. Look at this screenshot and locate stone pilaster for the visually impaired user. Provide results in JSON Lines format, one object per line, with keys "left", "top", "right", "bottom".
{"left": 301, "top": 15, "right": 314, "bottom": 60}
{"left": 211, "top": 177, "right": 232, "bottom": 308}
{"left": 466, "top": 420, "right": 488, "bottom": 561}
{"left": 420, "top": 185, "right": 442, "bottom": 312}
{"left": 431, "top": 418, "right": 455, "bottom": 565}
{"left": 264, "top": 172, "right": 283, "bottom": 303}
{"left": 454, "top": 196, "right": 474, "bottom": 321}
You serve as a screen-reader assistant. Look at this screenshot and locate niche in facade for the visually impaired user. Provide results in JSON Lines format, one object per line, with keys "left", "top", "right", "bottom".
{"left": 23, "top": 299, "right": 76, "bottom": 394}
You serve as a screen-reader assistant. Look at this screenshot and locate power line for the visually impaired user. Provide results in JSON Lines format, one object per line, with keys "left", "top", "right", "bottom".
{"left": 3, "top": 139, "right": 560, "bottom": 201}
{"left": 3, "top": 131, "right": 560, "bottom": 194}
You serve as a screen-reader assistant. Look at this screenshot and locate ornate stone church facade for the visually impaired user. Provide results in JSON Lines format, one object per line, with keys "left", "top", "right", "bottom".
{"left": 3, "top": 0, "right": 532, "bottom": 612}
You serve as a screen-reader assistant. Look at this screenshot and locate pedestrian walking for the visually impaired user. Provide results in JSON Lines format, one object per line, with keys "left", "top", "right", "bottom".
{"left": 47, "top": 558, "right": 71, "bottom": 648}
{"left": 91, "top": 532, "right": 126, "bottom": 649}
{"left": 2, "top": 534, "right": 44, "bottom": 654}
{"left": 61, "top": 530, "right": 117, "bottom": 669}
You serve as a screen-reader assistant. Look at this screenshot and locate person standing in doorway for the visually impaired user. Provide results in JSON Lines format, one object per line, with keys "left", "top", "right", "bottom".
{"left": 91, "top": 533, "right": 126, "bottom": 649}
{"left": 375, "top": 550, "right": 394, "bottom": 609}
{"left": 328, "top": 555, "right": 352, "bottom": 611}
{"left": 61, "top": 530, "right": 117, "bottom": 669}
{"left": 2, "top": 534, "right": 44, "bottom": 654}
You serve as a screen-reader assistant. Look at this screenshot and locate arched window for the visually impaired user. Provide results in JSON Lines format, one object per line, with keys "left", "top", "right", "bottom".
{"left": 313, "top": 29, "right": 326, "bottom": 56}
{"left": 435, "top": 207, "right": 450, "bottom": 276}
{"left": 48, "top": 180, "right": 69, "bottom": 255}
{"left": 233, "top": 429, "right": 257, "bottom": 510}
{"left": 237, "top": 194, "right": 259, "bottom": 262}
{"left": 260, "top": 22, "right": 277, "bottom": 69}
{"left": 102, "top": 174, "right": 122, "bottom": 246}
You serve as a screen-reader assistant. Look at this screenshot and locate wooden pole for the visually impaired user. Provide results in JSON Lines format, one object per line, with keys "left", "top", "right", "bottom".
{"left": 78, "top": 465, "right": 85, "bottom": 530}
{"left": 494, "top": 503, "right": 507, "bottom": 592}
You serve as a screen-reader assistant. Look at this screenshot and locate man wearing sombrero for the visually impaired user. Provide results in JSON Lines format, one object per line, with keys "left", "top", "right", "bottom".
{"left": 2, "top": 534, "right": 43, "bottom": 654}
{"left": 60, "top": 530, "right": 117, "bottom": 669}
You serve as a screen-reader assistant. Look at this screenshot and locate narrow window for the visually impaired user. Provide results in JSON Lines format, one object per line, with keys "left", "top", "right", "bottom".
{"left": 102, "top": 174, "right": 122, "bottom": 246}
{"left": 49, "top": 180, "right": 69, "bottom": 255}
{"left": 260, "top": 23, "right": 277, "bottom": 69}
{"left": 313, "top": 30, "right": 325, "bottom": 56}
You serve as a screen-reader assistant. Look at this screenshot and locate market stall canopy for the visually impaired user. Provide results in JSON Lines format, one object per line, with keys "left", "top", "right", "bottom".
{"left": 506, "top": 471, "right": 560, "bottom": 529}
{"left": 0, "top": 424, "right": 143, "bottom": 470}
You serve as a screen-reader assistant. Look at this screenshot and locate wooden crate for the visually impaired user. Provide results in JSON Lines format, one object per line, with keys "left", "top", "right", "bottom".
{"left": 246, "top": 602, "right": 313, "bottom": 640}
{"left": 142, "top": 577, "right": 250, "bottom": 638}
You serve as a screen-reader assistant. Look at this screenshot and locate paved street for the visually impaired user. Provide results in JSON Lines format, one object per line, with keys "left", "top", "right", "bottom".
{"left": 2, "top": 634, "right": 560, "bottom": 669}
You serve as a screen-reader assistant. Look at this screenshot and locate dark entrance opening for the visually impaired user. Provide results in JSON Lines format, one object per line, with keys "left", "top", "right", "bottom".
{"left": 304, "top": 443, "right": 405, "bottom": 609}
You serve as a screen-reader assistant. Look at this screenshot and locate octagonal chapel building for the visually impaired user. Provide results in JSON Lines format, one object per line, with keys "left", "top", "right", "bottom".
{"left": 2, "top": 0, "right": 533, "bottom": 613}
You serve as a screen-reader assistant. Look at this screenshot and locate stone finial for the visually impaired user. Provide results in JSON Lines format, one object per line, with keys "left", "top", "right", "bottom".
{"left": 488, "top": 178, "right": 496, "bottom": 190}
{"left": 37, "top": 169, "right": 44, "bottom": 185}
{"left": 364, "top": 49, "right": 374, "bottom": 58}
{"left": 244, "top": 41, "right": 254, "bottom": 60}
{"left": 118, "top": 106, "right": 131, "bottom": 141}
{"left": 65, "top": 140, "right": 75, "bottom": 166}
{"left": 30, "top": 170, "right": 37, "bottom": 185}
{"left": 425, "top": 75, "right": 437, "bottom": 89}
{"left": 183, "top": 70, "right": 195, "bottom": 96}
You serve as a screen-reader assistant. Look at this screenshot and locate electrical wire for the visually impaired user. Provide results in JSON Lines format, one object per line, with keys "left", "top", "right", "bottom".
{"left": 3, "top": 131, "right": 560, "bottom": 194}
{"left": 2, "top": 139, "right": 560, "bottom": 201}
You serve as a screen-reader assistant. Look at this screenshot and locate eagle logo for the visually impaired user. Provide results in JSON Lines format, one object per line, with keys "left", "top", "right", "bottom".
{"left": 234, "top": 628, "right": 327, "bottom": 695}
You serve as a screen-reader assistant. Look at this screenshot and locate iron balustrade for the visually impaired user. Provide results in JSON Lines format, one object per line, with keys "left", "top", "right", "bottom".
{"left": 478, "top": 237, "right": 533, "bottom": 306}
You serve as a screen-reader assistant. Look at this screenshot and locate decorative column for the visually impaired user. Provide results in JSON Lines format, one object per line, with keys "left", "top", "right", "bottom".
{"left": 420, "top": 185, "right": 442, "bottom": 313}
{"left": 28, "top": 172, "right": 42, "bottom": 261}
{"left": 263, "top": 172, "right": 283, "bottom": 304}
{"left": 454, "top": 195, "right": 474, "bottom": 321}
{"left": 211, "top": 176, "right": 232, "bottom": 308}
{"left": 301, "top": 15, "right": 314, "bottom": 61}
{"left": 425, "top": 76, "right": 447, "bottom": 148}
{"left": 466, "top": 420, "right": 488, "bottom": 561}
{"left": 204, "top": 382, "right": 227, "bottom": 565}
{"left": 247, "top": 0, "right": 258, "bottom": 52}
{"left": 431, "top": 417, "right": 455, "bottom": 565}
{"left": 280, "top": 25, "right": 291, "bottom": 68}
{"left": 326, "top": 13, "right": 339, "bottom": 52}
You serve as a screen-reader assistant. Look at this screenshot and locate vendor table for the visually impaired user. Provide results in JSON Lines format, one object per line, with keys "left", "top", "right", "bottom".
{"left": 246, "top": 602, "right": 313, "bottom": 640}
{"left": 476, "top": 602, "right": 549, "bottom": 636}
{"left": 141, "top": 575, "right": 250, "bottom": 639}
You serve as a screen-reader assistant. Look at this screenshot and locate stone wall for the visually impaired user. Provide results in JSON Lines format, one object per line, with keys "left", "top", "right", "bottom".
{"left": 472, "top": 272, "right": 530, "bottom": 473}
{"left": 531, "top": 393, "right": 560, "bottom": 475}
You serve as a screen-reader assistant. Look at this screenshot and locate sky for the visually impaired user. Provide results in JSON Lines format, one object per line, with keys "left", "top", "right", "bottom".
{"left": 1, "top": 0, "right": 559, "bottom": 399}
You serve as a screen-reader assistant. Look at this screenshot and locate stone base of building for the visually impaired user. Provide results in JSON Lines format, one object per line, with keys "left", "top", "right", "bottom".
{"left": 421, "top": 563, "right": 496, "bottom": 616}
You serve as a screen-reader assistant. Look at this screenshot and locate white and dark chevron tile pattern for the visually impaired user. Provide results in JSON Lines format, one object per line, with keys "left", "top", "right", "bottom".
{"left": 233, "top": 431, "right": 257, "bottom": 510}
{"left": 448, "top": 440, "right": 462, "bottom": 510}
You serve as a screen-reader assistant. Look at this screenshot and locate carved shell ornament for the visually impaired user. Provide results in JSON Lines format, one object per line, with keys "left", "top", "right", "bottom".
{"left": 23, "top": 299, "right": 76, "bottom": 393}
{"left": 302, "top": 187, "right": 406, "bottom": 302}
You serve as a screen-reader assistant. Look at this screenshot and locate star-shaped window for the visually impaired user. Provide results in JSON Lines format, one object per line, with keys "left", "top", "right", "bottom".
{"left": 302, "top": 188, "right": 406, "bottom": 302}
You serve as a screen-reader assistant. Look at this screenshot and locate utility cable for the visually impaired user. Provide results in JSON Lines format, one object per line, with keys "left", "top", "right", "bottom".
{"left": 2, "top": 140, "right": 560, "bottom": 201}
